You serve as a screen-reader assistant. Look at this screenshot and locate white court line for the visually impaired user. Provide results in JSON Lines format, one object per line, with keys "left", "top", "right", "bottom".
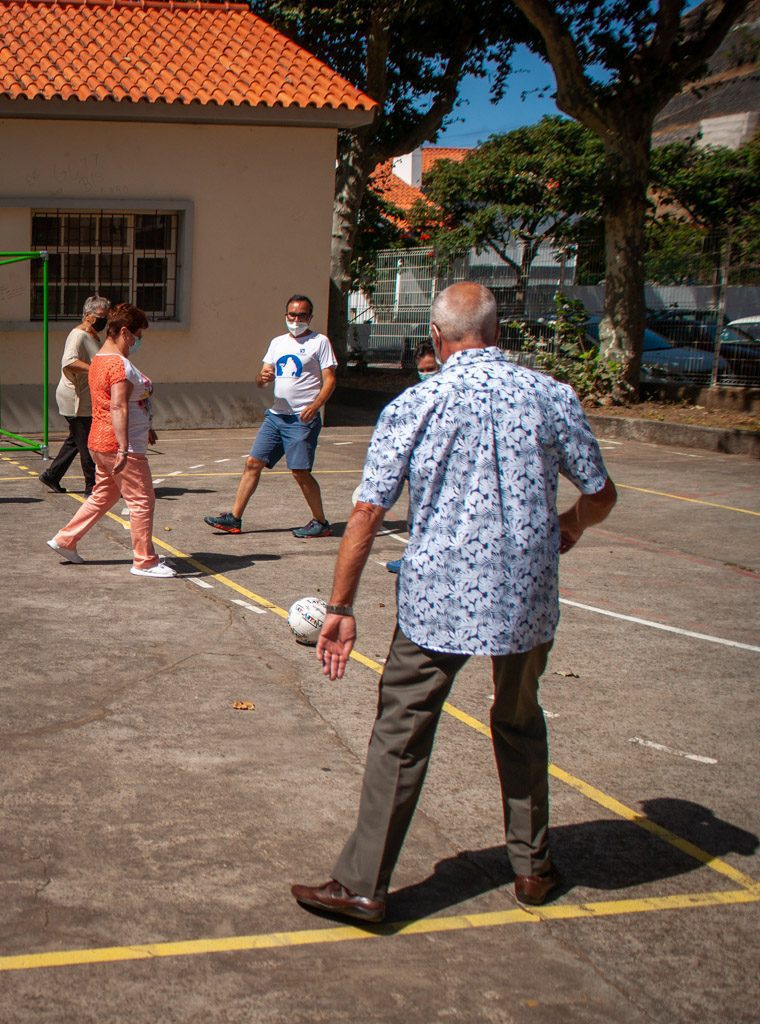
{"left": 560, "top": 598, "right": 760, "bottom": 653}
{"left": 378, "top": 528, "right": 408, "bottom": 546}
{"left": 333, "top": 442, "right": 353, "bottom": 446}
{"left": 214, "top": 458, "right": 231, "bottom": 463}
{"left": 232, "top": 598, "right": 267, "bottom": 615}
{"left": 153, "top": 478, "right": 164, "bottom": 485}
{"left": 597, "top": 439, "right": 623, "bottom": 445}
{"left": 630, "top": 736, "right": 717, "bottom": 765}
{"left": 190, "top": 578, "right": 213, "bottom": 589}
{"left": 189, "top": 464, "right": 205, "bottom": 469}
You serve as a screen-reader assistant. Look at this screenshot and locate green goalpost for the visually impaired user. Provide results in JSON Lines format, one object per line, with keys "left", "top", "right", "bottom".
{"left": 0, "top": 250, "right": 49, "bottom": 456}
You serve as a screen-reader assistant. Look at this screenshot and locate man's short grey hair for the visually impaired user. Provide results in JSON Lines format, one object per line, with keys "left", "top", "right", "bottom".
{"left": 430, "top": 282, "right": 497, "bottom": 344}
{"left": 82, "top": 294, "right": 111, "bottom": 318}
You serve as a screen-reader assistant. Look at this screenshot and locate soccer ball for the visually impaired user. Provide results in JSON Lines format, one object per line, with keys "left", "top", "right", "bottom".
{"left": 288, "top": 597, "right": 327, "bottom": 646}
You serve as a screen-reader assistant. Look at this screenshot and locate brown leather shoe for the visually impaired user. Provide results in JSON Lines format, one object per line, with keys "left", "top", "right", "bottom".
{"left": 291, "top": 879, "right": 386, "bottom": 923}
{"left": 514, "top": 866, "right": 561, "bottom": 906}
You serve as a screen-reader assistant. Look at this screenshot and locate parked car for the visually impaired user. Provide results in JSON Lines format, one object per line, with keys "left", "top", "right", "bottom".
{"left": 645, "top": 308, "right": 726, "bottom": 351}
{"left": 714, "top": 317, "right": 760, "bottom": 385}
{"left": 585, "top": 319, "right": 728, "bottom": 383}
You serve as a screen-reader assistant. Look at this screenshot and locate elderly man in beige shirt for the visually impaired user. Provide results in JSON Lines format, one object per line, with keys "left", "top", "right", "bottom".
{"left": 40, "top": 294, "right": 110, "bottom": 496}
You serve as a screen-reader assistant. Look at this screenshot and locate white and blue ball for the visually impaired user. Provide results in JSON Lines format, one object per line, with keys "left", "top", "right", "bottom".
{"left": 288, "top": 597, "right": 327, "bottom": 646}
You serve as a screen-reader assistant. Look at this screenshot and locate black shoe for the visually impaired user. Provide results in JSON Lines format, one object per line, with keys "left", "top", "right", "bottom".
{"left": 39, "top": 472, "right": 66, "bottom": 494}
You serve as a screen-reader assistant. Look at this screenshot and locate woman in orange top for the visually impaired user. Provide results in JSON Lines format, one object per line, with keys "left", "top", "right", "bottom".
{"left": 46, "top": 303, "right": 176, "bottom": 578}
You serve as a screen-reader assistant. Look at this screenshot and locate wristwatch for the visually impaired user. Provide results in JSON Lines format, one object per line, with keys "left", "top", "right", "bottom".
{"left": 326, "top": 604, "right": 354, "bottom": 616}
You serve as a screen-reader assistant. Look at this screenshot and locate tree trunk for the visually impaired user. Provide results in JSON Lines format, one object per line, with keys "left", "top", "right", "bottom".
{"left": 328, "top": 129, "right": 375, "bottom": 359}
{"left": 598, "top": 130, "right": 652, "bottom": 396}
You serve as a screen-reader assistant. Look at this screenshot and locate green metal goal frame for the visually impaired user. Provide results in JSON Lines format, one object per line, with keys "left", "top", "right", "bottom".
{"left": 0, "top": 250, "right": 49, "bottom": 456}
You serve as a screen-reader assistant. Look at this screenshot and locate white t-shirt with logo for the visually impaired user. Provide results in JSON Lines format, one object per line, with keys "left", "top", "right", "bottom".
{"left": 262, "top": 331, "right": 337, "bottom": 415}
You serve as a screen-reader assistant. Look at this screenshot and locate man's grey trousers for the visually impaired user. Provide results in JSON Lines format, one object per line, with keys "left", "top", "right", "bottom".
{"left": 332, "top": 626, "right": 553, "bottom": 900}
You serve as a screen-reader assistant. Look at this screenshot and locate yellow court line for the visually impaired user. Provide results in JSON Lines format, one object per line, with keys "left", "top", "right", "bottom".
{"left": 144, "top": 529, "right": 759, "bottom": 894}
{"left": 1, "top": 887, "right": 757, "bottom": 973}
{"left": 166, "top": 469, "right": 361, "bottom": 478}
{"left": 617, "top": 483, "right": 759, "bottom": 517}
{"left": 26, "top": 467, "right": 760, "bottom": 894}
{"left": 3, "top": 455, "right": 756, "bottom": 513}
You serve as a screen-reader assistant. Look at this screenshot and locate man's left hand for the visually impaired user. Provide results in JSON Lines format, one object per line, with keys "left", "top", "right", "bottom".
{"left": 148, "top": 429, "right": 158, "bottom": 446}
{"left": 299, "top": 402, "right": 320, "bottom": 423}
{"left": 316, "top": 614, "right": 356, "bottom": 680}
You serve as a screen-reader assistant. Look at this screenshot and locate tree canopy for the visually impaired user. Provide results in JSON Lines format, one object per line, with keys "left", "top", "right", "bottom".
{"left": 250, "top": 0, "right": 538, "bottom": 349}
{"left": 494, "top": 0, "right": 750, "bottom": 390}
{"left": 415, "top": 116, "right": 605, "bottom": 299}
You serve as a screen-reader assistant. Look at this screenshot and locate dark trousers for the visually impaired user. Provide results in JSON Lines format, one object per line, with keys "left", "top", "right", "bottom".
{"left": 332, "top": 627, "right": 553, "bottom": 900}
{"left": 46, "top": 416, "right": 95, "bottom": 492}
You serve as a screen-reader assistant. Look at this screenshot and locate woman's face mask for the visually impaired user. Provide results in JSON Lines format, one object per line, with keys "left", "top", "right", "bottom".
{"left": 129, "top": 331, "right": 142, "bottom": 354}
{"left": 418, "top": 369, "right": 437, "bottom": 381}
{"left": 92, "top": 315, "right": 108, "bottom": 333}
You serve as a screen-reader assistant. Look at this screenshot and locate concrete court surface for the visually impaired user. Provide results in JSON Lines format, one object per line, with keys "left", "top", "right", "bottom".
{"left": 1, "top": 421, "right": 758, "bottom": 1024}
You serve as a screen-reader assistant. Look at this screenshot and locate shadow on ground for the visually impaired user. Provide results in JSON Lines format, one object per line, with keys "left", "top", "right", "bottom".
{"left": 155, "top": 486, "right": 217, "bottom": 498}
{"left": 386, "top": 798, "right": 758, "bottom": 922}
{"left": 183, "top": 551, "right": 281, "bottom": 570}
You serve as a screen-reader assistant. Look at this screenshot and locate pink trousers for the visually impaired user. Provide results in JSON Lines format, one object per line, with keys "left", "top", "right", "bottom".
{"left": 53, "top": 450, "right": 159, "bottom": 570}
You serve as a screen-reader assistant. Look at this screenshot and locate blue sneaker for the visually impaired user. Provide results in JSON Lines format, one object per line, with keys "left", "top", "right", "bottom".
{"left": 204, "top": 511, "right": 242, "bottom": 534}
{"left": 292, "top": 518, "right": 332, "bottom": 538}
{"left": 386, "top": 559, "right": 401, "bottom": 574}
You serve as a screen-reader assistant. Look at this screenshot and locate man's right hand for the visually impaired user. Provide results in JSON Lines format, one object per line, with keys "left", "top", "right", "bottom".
{"left": 257, "top": 366, "right": 275, "bottom": 387}
{"left": 316, "top": 614, "right": 356, "bottom": 680}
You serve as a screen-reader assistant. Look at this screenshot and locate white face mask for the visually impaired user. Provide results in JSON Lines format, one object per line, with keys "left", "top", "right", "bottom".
{"left": 286, "top": 319, "right": 310, "bottom": 337}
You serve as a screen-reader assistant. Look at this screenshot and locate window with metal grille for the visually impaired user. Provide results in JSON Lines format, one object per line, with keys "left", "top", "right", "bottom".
{"left": 30, "top": 210, "right": 179, "bottom": 320}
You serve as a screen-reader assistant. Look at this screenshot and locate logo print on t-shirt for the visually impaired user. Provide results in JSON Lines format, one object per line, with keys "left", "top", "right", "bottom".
{"left": 276, "top": 354, "right": 302, "bottom": 378}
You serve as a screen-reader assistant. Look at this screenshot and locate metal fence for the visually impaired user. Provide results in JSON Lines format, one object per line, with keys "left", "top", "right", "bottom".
{"left": 348, "top": 245, "right": 760, "bottom": 387}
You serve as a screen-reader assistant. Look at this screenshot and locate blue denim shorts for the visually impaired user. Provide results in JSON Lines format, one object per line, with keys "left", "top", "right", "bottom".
{"left": 250, "top": 410, "right": 322, "bottom": 470}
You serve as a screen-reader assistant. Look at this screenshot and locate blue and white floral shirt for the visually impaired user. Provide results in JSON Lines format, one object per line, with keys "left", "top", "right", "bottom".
{"left": 356, "top": 347, "right": 609, "bottom": 655}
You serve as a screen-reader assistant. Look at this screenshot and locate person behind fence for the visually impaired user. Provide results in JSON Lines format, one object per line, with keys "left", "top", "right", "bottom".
{"left": 203, "top": 294, "right": 337, "bottom": 538}
{"left": 46, "top": 303, "right": 176, "bottom": 578}
{"left": 39, "top": 294, "right": 111, "bottom": 497}
{"left": 291, "top": 281, "right": 617, "bottom": 923}
{"left": 413, "top": 339, "right": 438, "bottom": 380}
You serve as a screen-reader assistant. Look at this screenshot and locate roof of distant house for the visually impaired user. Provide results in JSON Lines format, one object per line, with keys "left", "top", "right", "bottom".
{"left": 371, "top": 162, "right": 427, "bottom": 212}
{"left": 0, "top": 0, "right": 376, "bottom": 112}
{"left": 421, "top": 146, "right": 469, "bottom": 173}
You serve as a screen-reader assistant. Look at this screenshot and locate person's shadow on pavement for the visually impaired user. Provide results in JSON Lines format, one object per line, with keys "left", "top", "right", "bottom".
{"left": 387, "top": 798, "right": 758, "bottom": 922}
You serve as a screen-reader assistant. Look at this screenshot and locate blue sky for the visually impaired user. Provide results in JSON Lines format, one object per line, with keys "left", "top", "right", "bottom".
{"left": 435, "top": 45, "right": 562, "bottom": 148}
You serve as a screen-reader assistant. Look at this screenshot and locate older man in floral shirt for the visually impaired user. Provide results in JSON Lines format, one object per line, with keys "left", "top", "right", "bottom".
{"left": 292, "top": 282, "right": 617, "bottom": 923}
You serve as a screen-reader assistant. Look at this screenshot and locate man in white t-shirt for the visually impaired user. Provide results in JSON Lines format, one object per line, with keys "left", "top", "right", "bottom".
{"left": 204, "top": 295, "right": 338, "bottom": 537}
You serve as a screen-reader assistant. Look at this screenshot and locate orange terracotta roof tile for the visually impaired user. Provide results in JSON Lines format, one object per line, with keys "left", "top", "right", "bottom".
{"left": 421, "top": 146, "right": 469, "bottom": 172}
{"left": 371, "top": 161, "right": 427, "bottom": 212}
{"left": 0, "top": 0, "right": 377, "bottom": 111}
{"left": 368, "top": 160, "right": 441, "bottom": 235}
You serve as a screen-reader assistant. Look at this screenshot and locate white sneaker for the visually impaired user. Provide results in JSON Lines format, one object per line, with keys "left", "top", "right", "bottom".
{"left": 130, "top": 561, "right": 177, "bottom": 578}
{"left": 47, "top": 539, "right": 85, "bottom": 564}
